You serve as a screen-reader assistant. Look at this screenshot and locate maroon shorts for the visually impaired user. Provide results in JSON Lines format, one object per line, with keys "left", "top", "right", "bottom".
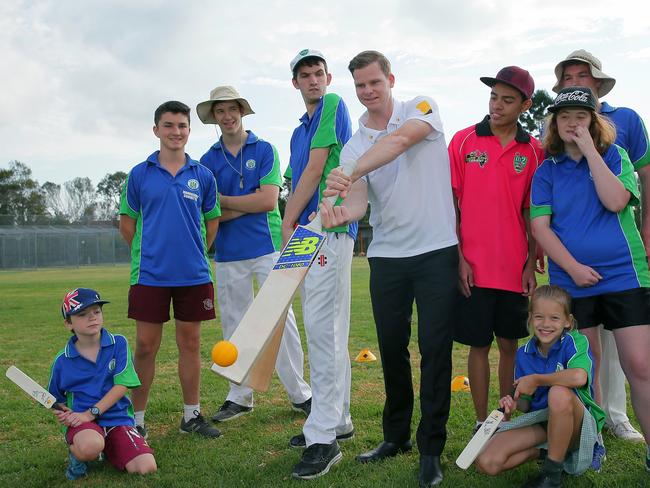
{"left": 128, "top": 282, "right": 216, "bottom": 323}
{"left": 66, "top": 423, "right": 154, "bottom": 471}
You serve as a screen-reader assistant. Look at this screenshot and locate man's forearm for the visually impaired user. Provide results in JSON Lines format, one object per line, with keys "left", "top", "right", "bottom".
{"left": 352, "top": 119, "right": 432, "bottom": 181}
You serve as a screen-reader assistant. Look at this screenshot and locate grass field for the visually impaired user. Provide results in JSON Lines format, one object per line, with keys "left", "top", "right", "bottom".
{"left": 0, "top": 260, "right": 647, "bottom": 487}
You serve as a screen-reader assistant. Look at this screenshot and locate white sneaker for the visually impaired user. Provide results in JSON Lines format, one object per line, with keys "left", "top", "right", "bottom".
{"left": 608, "top": 421, "right": 644, "bottom": 442}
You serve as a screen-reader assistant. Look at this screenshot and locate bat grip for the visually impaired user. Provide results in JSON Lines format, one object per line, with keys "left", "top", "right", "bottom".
{"left": 309, "top": 159, "right": 357, "bottom": 231}
{"left": 52, "top": 402, "right": 65, "bottom": 411}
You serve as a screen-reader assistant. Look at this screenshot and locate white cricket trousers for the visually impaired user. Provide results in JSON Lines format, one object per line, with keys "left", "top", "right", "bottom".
{"left": 215, "top": 252, "right": 312, "bottom": 407}
{"left": 301, "top": 233, "right": 354, "bottom": 446}
{"left": 599, "top": 325, "right": 631, "bottom": 426}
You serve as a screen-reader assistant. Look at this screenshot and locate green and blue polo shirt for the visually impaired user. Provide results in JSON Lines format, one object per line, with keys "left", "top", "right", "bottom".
{"left": 120, "top": 151, "right": 221, "bottom": 286}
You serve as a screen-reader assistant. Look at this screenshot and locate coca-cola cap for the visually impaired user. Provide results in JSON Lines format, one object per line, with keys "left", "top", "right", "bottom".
{"left": 548, "top": 86, "right": 597, "bottom": 113}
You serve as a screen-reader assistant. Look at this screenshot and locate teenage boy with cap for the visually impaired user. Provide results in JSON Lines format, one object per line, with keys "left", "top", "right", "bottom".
{"left": 449, "top": 66, "right": 543, "bottom": 433}
{"left": 196, "top": 86, "right": 312, "bottom": 422}
{"left": 321, "top": 50, "right": 459, "bottom": 487}
{"left": 283, "top": 48, "right": 357, "bottom": 480}
{"left": 119, "top": 101, "right": 221, "bottom": 439}
{"left": 553, "top": 49, "right": 650, "bottom": 443}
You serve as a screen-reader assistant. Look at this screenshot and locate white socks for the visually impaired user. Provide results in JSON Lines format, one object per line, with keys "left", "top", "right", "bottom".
{"left": 183, "top": 404, "right": 200, "bottom": 422}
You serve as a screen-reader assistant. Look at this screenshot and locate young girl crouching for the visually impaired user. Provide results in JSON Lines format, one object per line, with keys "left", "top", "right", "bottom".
{"left": 475, "top": 285, "right": 604, "bottom": 488}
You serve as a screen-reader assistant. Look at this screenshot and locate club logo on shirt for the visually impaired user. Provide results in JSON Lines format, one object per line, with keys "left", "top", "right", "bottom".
{"left": 187, "top": 179, "right": 199, "bottom": 190}
{"left": 513, "top": 153, "right": 528, "bottom": 173}
{"left": 109, "top": 358, "right": 116, "bottom": 372}
{"left": 245, "top": 159, "right": 256, "bottom": 170}
{"left": 556, "top": 363, "right": 564, "bottom": 372}
{"left": 465, "top": 150, "right": 488, "bottom": 168}
{"left": 416, "top": 100, "right": 432, "bottom": 115}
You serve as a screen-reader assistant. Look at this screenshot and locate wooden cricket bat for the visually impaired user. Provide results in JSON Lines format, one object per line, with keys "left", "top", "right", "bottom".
{"left": 211, "top": 159, "right": 357, "bottom": 389}
{"left": 455, "top": 407, "right": 505, "bottom": 469}
{"left": 6, "top": 365, "right": 64, "bottom": 411}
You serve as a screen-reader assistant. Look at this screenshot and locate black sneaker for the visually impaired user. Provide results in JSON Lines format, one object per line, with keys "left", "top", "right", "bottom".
{"left": 292, "top": 442, "right": 342, "bottom": 479}
{"left": 211, "top": 401, "right": 253, "bottom": 422}
{"left": 136, "top": 424, "right": 148, "bottom": 440}
{"left": 291, "top": 397, "right": 312, "bottom": 416}
{"left": 289, "top": 429, "right": 355, "bottom": 448}
{"left": 180, "top": 411, "right": 222, "bottom": 438}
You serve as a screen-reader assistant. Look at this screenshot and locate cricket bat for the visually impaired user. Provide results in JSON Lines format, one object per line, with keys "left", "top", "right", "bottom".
{"left": 455, "top": 407, "right": 505, "bottom": 469}
{"left": 6, "top": 365, "right": 64, "bottom": 411}
{"left": 211, "top": 159, "right": 357, "bottom": 388}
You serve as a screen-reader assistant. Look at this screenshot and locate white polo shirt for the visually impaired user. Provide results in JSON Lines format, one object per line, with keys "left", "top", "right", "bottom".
{"left": 341, "top": 96, "right": 457, "bottom": 258}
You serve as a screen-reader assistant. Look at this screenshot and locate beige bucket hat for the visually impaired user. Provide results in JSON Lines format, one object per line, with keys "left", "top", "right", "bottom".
{"left": 552, "top": 49, "right": 616, "bottom": 97}
{"left": 196, "top": 86, "right": 254, "bottom": 124}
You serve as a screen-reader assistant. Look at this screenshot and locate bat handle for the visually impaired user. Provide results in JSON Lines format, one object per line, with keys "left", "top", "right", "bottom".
{"left": 310, "top": 159, "right": 358, "bottom": 231}
{"left": 52, "top": 402, "right": 65, "bottom": 411}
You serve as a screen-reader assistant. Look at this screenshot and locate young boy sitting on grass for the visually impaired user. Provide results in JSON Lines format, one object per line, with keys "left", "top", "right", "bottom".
{"left": 48, "top": 287, "right": 157, "bottom": 480}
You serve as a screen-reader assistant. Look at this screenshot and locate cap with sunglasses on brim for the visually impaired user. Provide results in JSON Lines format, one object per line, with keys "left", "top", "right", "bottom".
{"left": 552, "top": 49, "right": 616, "bottom": 97}
{"left": 61, "top": 288, "right": 109, "bottom": 319}
{"left": 290, "top": 48, "right": 327, "bottom": 73}
{"left": 480, "top": 66, "right": 535, "bottom": 100}
{"left": 548, "top": 86, "right": 597, "bottom": 113}
{"left": 196, "top": 86, "right": 255, "bottom": 125}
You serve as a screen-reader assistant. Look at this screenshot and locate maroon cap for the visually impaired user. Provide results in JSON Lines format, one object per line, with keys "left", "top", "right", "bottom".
{"left": 480, "top": 66, "right": 534, "bottom": 100}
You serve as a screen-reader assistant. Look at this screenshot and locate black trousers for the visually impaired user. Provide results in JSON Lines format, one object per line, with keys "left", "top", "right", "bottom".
{"left": 368, "top": 245, "right": 458, "bottom": 455}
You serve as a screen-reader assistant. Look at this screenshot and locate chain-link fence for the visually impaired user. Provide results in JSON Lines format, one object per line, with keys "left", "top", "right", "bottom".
{"left": 0, "top": 223, "right": 374, "bottom": 270}
{"left": 0, "top": 225, "right": 130, "bottom": 269}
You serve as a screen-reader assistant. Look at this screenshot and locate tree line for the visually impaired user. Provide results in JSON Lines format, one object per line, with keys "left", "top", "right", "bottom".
{"left": 0, "top": 161, "right": 126, "bottom": 225}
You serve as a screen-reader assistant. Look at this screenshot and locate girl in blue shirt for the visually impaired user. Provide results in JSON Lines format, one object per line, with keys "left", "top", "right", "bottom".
{"left": 476, "top": 285, "right": 604, "bottom": 488}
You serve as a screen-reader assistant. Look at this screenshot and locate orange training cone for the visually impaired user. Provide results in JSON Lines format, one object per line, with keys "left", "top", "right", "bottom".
{"left": 355, "top": 348, "right": 377, "bottom": 362}
{"left": 451, "top": 375, "right": 471, "bottom": 392}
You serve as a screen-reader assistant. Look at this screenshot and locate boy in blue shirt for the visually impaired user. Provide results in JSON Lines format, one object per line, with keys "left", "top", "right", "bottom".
{"left": 119, "top": 101, "right": 221, "bottom": 438}
{"left": 49, "top": 288, "right": 156, "bottom": 480}
{"left": 197, "top": 86, "right": 312, "bottom": 421}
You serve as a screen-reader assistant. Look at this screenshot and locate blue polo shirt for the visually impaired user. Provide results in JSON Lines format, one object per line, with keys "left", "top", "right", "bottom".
{"left": 530, "top": 144, "right": 649, "bottom": 297}
{"left": 516, "top": 329, "right": 605, "bottom": 431}
{"left": 289, "top": 93, "right": 357, "bottom": 239}
{"left": 48, "top": 328, "right": 140, "bottom": 428}
{"left": 600, "top": 101, "right": 650, "bottom": 171}
{"left": 120, "top": 152, "right": 221, "bottom": 286}
{"left": 200, "top": 131, "right": 283, "bottom": 262}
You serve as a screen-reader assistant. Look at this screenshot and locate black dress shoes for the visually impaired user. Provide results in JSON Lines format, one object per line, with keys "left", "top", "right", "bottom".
{"left": 419, "top": 455, "right": 443, "bottom": 487}
{"left": 356, "top": 440, "right": 412, "bottom": 463}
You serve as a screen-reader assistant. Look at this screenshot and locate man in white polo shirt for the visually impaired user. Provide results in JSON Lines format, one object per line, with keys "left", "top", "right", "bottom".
{"left": 321, "top": 50, "right": 458, "bottom": 488}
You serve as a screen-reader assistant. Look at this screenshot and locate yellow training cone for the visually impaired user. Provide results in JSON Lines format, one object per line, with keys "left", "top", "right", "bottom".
{"left": 355, "top": 348, "right": 377, "bottom": 362}
{"left": 451, "top": 375, "right": 471, "bottom": 392}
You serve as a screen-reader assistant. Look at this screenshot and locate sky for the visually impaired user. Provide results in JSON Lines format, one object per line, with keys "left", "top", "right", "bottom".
{"left": 2, "top": 0, "right": 649, "bottom": 186}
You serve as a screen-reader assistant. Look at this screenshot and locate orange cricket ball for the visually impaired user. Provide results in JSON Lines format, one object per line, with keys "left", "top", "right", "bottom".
{"left": 211, "top": 340, "right": 238, "bottom": 367}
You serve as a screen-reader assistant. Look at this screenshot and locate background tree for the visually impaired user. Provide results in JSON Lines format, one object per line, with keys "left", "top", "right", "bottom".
{"left": 64, "top": 177, "right": 97, "bottom": 223}
{"left": 519, "top": 89, "right": 554, "bottom": 139}
{"left": 278, "top": 177, "right": 291, "bottom": 217}
{"left": 96, "top": 171, "right": 127, "bottom": 220}
{"left": 41, "top": 181, "right": 70, "bottom": 223}
{"left": 0, "top": 160, "right": 48, "bottom": 225}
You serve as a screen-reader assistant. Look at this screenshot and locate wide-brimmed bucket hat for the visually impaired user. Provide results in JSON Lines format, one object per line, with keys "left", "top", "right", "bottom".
{"left": 196, "top": 86, "right": 254, "bottom": 124}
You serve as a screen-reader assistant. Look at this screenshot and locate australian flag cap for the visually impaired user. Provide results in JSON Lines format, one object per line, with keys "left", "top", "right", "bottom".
{"left": 61, "top": 288, "right": 109, "bottom": 318}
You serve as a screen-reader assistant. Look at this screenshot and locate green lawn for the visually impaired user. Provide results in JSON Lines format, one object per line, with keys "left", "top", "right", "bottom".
{"left": 0, "top": 260, "right": 646, "bottom": 487}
